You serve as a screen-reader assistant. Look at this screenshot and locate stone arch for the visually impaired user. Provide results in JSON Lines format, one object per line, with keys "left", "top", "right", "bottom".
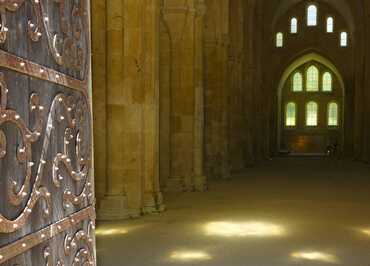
{"left": 277, "top": 52, "right": 345, "bottom": 151}
{"left": 278, "top": 52, "right": 345, "bottom": 94}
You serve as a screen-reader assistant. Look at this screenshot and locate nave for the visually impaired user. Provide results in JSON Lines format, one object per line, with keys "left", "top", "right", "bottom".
{"left": 97, "top": 158, "right": 370, "bottom": 266}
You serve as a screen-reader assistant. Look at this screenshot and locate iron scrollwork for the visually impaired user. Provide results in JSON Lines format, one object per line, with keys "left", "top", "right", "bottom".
{"left": 44, "top": 220, "right": 95, "bottom": 266}
{"left": 0, "top": 72, "right": 92, "bottom": 234}
{"left": 0, "top": 0, "right": 88, "bottom": 73}
{"left": 0, "top": 0, "right": 93, "bottom": 264}
{"left": 0, "top": 0, "right": 43, "bottom": 43}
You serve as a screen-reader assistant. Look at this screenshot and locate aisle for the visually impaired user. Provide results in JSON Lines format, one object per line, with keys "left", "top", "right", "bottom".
{"left": 97, "top": 158, "right": 370, "bottom": 266}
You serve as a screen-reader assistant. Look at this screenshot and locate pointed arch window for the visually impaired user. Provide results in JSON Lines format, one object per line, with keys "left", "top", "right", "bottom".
{"left": 328, "top": 102, "right": 339, "bottom": 126}
{"left": 306, "top": 101, "right": 318, "bottom": 126}
{"left": 322, "top": 72, "right": 332, "bottom": 92}
{"left": 291, "top": 17, "right": 298, "bottom": 33}
{"left": 307, "top": 5, "right": 317, "bottom": 26}
{"left": 292, "top": 72, "right": 303, "bottom": 91}
{"left": 276, "top": 32, "right": 283, "bottom": 47}
{"left": 306, "top": 66, "right": 319, "bottom": 91}
{"left": 326, "top": 17, "right": 334, "bottom": 33}
{"left": 340, "top": 32, "right": 348, "bottom": 47}
{"left": 286, "top": 102, "right": 297, "bottom": 127}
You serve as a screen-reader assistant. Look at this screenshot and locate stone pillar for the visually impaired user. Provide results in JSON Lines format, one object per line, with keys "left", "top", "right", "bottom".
{"left": 141, "top": 0, "right": 165, "bottom": 213}
{"left": 193, "top": 0, "right": 207, "bottom": 191}
{"left": 243, "top": 0, "right": 259, "bottom": 166}
{"left": 161, "top": 0, "right": 207, "bottom": 191}
{"left": 159, "top": 14, "right": 172, "bottom": 191}
{"left": 120, "top": 0, "right": 145, "bottom": 217}
{"left": 228, "top": 0, "right": 246, "bottom": 172}
{"left": 96, "top": 0, "right": 163, "bottom": 220}
{"left": 204, "top": 0, "right": 230, "bottom": 179}
{"left": 119, "top": 0, "right": 164, "bottom": 216}
{"left": 97, "top": 0, "right": 130, "bottom": 220}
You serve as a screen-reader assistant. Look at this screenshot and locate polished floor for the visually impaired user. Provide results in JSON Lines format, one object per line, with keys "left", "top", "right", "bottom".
{"left": 96, "top": 157, "right": 370, "bottom": 266}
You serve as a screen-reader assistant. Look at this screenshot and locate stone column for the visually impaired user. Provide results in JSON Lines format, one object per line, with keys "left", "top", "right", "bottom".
{"left": 142, "top": 0, "right": 165, "bottom": 213}
{"left": 120, "top": 0, "right": 164, "bottom": 216}
{"left": 243, "top": 0, "right": 258, "bottom": 166}
{"left": 97, "top": 0, "right": 130, "bottom": 220}
{"left": 193, "top": 0, "right": 207, "bottom": 191}
{"left": 159, "top": 14, "right": 172, "bottom": 191}
{"left": 121, "top": 0, "right": 146, "bottom": 217}
{"left": 228, "top": 0, "right": 247, "bottom": 172}
{"left": 161, "top": 2, "right": 192, "bottom": 191}
{"left": 161, "top": 0, "right": 207, "bottom": 191}
{"left": 204, "top": 0, "right": 230, "bottom": 179}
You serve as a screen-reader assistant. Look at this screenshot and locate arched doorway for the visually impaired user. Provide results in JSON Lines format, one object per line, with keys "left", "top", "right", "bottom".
{"left": 278, "top": 55, "right": 344, "bottom": 155}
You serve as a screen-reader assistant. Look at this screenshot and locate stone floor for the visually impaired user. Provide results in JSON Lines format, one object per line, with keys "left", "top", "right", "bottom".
{"left": 96, "top": 157, "right": 370, "bottom": 266}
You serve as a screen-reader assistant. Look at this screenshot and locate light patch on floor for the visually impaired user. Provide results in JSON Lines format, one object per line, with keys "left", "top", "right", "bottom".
{"left": 96, "top": 224, "right": 146, "bottom": 237}
{"left": 291, "top": 251, "right": 339, "bottom": 264}
{"left": 169, "top": 251, "right": 212, "bottom": 262}
{"left": 96, "top": 227, "right": 129, "bottom": 236}
{"left": 97, "top": 159, "right": 370, "bottom": 265}
{"left": 358, "top": 228, "right": 370, "bottom": 237}
{"left": 204, "top": 221, "right": 285, "bottom": 237}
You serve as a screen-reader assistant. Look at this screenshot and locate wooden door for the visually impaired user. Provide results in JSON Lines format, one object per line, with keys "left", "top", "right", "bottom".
{"left": 0, "top": 0, "right": 95, "bottom": 265}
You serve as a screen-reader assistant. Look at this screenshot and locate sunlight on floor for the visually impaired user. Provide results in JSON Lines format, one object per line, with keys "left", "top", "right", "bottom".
{"left": 291, "top": 251, "right": 339, "bottom": 264}
{"left": 204, "top": 221, "right": 286, "bottom": 237}
{"left": 358, "top": 227, "right": 370, "bottom": 237}
{"left": 96, "top": 223, "right": 147, "bottom": 237}
{"left": 96, "top": 227, "right": 129, "bottom": 236}
{"left": 169, "top": 251, "right": 212, "bottom": 262}
{"left": 96, "top": 159, "right": 370, "bottom": 265}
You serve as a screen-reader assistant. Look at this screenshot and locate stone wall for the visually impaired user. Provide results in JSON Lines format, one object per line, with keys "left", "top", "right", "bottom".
{"left": 242, "top": 0, "right": 270, "bottom": 165}
{"left": 244, "top": 0, "right": 367, "bottom": 161}
{"left": 228, "top": 0, "right": 248, "bottom": 172}
{"left": 92, "top": 0, "right": 212, "bottom": 220}
{"left": 159, "top": 0, "right": 207, "bottom": 192}
{"left": 92, "top": 0, "right": 247, "bottom": 220}
{"left": 92, "top": 0, "right": 164, "bottom": 220}
{"left": 91, "top": 0, "right": 370, "bottom": 222}
{"left": 268, "top": 0, "right": 354, "bottom": 156}
{"left": 354, "top": 1, "right": 370, "bottom": 162}
{"left": 204, "top": 0, "right": 230, "bottom": 179}
{"left": 203, "top": 0, "right": 248, "bottom": 178}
